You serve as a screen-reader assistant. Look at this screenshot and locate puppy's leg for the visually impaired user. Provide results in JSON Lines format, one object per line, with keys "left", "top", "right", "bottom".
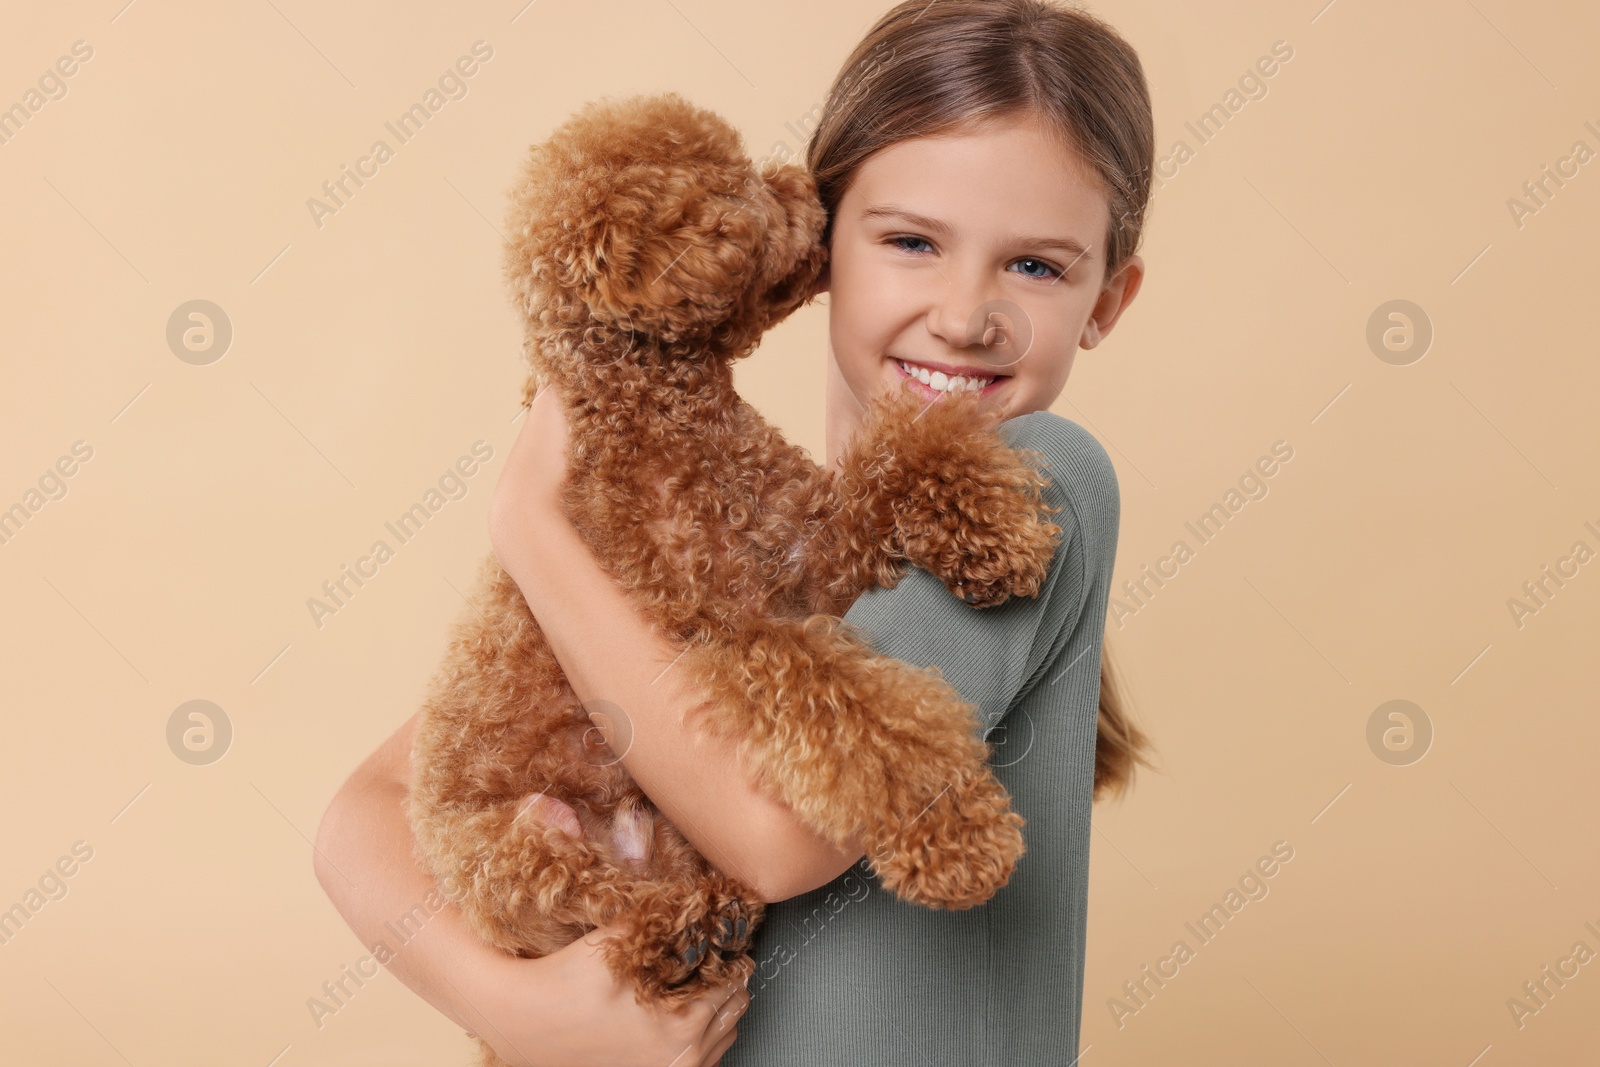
{"left": 679, "top": 618, "right": 1026, "bottom": 910}
{"left": 408, "top": 784, "right": 623, "bottom": 956}
{"left": 408, "top": 554, "right": 627, "bottom": 956}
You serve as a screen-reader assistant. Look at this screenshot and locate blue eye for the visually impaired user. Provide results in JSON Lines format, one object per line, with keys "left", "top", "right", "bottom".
{"left": 887, "top": 236, "right": 1063, "bottom": 281}
{"left": 1013, "top": 257, "right": 1062, "bottom": 281}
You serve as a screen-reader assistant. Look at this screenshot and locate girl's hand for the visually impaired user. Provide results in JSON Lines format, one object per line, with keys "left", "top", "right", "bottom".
{"left": 490, "top": 383, "right": 572, "bottom": 564}
{"left": 467, "top": 922, "right": 750, "bottom": 1067}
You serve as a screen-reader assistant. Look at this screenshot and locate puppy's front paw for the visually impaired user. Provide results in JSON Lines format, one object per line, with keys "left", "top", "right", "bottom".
{"left": 871, "top": 771, "right": 1026, "bottom": 910}
{"left": 947, "top": 501, "right": 1061, "bottom": 607}
{"left": 894, "top": 451, "right": 1062, "bottom": 608}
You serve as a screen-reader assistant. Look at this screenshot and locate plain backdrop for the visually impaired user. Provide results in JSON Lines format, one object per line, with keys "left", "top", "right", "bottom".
{"left": 1, "top": 1, "right": 1596, "bottom": 1064}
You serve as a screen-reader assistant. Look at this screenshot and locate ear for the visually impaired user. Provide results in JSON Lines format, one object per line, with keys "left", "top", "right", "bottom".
{"left": 1081, "top": 252, "right": 1144, "bottom": 350}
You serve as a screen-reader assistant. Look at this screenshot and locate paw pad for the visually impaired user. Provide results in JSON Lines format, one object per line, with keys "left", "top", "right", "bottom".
{"left": 711, "top": 901, "right": 749, "bottom": 949}
{"left": 678, "top": 936, "right": 709, "bottom": 971}
{"left": 667, "top": 899, "right": 752, "bottom": 985}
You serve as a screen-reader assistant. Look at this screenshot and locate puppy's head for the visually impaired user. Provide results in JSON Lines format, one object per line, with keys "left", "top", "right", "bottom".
{"left": 503, "top": 92, "right": 826, "bottom": 385}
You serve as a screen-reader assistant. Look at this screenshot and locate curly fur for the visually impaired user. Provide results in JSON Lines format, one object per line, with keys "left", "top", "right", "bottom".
{"left": 408, "top": 92, "right": 1064, "bottom": 1067}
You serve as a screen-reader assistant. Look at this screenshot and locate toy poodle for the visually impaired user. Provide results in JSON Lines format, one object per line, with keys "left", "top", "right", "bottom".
{"left": 407, "top": 93, "right": 1062, "bottom": 1055}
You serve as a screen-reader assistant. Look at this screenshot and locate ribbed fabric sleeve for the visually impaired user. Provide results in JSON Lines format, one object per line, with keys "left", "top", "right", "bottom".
{"left": 722, "top": 411, "right": 1122, "bottom": 1066}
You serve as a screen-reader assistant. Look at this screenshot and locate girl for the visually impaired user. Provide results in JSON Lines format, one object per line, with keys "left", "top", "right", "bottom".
{"left": 315, "top": 1, "right": 1155, "bottom": 1063}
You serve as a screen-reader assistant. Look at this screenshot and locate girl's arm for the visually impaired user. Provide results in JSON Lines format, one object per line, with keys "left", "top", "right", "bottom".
{"left": 313, "top": 710, "right": 512, "bottom": 1032}
{"left": 490, "top": 386, "right": 863, "bottom": 904}
{"left": 314, "top": 711, "right": 754, "bottom": 1067}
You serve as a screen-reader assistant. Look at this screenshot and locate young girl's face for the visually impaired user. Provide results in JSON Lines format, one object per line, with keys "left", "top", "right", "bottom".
{"left": 817, "top": 109, "right": 1142, "bottom": 451}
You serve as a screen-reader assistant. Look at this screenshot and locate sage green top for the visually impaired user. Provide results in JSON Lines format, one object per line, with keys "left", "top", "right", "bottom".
{"left": 722, "top": 411, "right": 1120, "bottom": 1066}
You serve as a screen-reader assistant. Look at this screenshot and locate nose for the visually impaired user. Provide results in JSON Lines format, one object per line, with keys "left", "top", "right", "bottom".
{"left": 924, "top": 262, "right": 996, "bottom": 353}
{"left": 923, "top": 265, "right": 1033, "bottom": 377}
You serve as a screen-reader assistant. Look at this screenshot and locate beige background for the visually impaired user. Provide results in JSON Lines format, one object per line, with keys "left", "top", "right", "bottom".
{"left": 2, "top": 0, "right": 1596, "bottom": 1063}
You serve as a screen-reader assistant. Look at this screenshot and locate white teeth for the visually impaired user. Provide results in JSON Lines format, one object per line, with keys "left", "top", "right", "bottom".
{"left": 896, "top": 358, "right": 994, "bottom": 394}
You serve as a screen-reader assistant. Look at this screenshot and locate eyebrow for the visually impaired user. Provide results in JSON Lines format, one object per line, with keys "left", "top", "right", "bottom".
{"left": 858, "top": 205, "right": 1095, "bottom": 261}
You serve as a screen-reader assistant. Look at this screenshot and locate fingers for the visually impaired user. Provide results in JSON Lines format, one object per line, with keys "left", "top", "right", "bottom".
{"left": 703, "top": 1023, "right": 738, "bottom": 1067}
{"left": 672, "top": 978, "right": 745, "bottom": 1066}
{"left": 700, "top": 993, "right": 744, "bottom": 1067}
{"left": 702, "top": 981, "right": 748, "bottom": 1038}
{"left": 718, "top": 985, "right": 749, "bottom": 1023}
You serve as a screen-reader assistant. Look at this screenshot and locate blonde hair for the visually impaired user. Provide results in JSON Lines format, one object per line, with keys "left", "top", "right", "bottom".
{"left": 806, "top": 0, "right": 1158, "bottom": 799}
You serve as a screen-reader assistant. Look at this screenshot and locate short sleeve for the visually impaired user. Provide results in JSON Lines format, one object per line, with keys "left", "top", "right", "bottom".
{"left": 838, "top": 410, "right": 1121, "bottom": 740}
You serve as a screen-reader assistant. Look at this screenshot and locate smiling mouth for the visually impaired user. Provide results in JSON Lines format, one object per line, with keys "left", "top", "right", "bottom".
{"left": 892, "top": 356, "right": 1007, "bottom": 396}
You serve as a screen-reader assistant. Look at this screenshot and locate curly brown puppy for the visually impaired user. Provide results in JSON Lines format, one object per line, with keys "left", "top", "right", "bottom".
{"left": 407, "top": 92, "right": 1063, "bottom": 1044}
